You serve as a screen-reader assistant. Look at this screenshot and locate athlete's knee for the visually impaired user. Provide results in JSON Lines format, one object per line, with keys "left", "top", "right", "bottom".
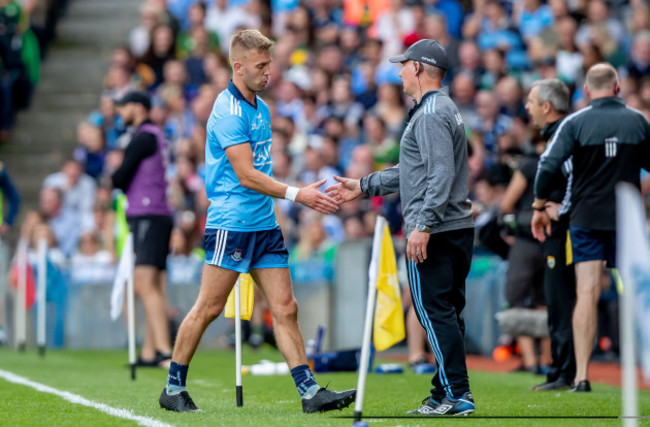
{"left": 190, "top": 300, "right": 225, "bottom": 324}
{"left": 271, "top": 297, "right": 298, "bottom": 323}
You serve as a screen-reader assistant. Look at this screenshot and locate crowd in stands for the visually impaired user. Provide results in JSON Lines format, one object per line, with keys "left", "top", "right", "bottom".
{"left": 8, "top": 0, "right": 650, "bottom": 355}
{"left": 0, "top": 0, "right": 68, "bottom": 143}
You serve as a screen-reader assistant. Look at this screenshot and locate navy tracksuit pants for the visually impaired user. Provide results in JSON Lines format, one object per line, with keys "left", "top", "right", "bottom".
{"left": 406, "top": 227, "right": 474, "bottom": 400}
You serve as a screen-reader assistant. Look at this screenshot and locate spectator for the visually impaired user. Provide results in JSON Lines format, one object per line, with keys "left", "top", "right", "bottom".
{"left": 0, "top": 161, "right": 20, "bottom": 236}
{"left": 515, "top": 0, "right": 554, "bottom": 42}
{"left": 471, "top": 90, "right": 513, "bottom": 167}
{"left": 35, "top": 187, "right": 80, "bottom": 258}
{"left": 363, "top": 115, "right": 399, "bottom": 168}
{"left": 43, "top": 159, "right": 96, "bottom": 234}
{"left": 204, "top": 0, "right": 259, "bottom": 55}
{"left": 575, "top": 0, "right": 626, "bottom": 63}
{"left": 70, "top": 231, "right": 115, "bottom": 285}
{"left": 130, "top": 3, "right": 164, "bottom": 58}
{"left": 140, "top": 25, "right": 177, "bottom": 88}
{"left": 375, "top": 0, "right": 414, "bottom": 60}
{"left": 74, "top": 122, "right": 107, "bottom": 180}
{"left": 628, "top": 30, "right": 650, "bottom": 82}
{"left": 372, "top": 83, "right": 405, "bottom": 140}
{"left": 176, "top": 1, "right": 219, "bottom": 59}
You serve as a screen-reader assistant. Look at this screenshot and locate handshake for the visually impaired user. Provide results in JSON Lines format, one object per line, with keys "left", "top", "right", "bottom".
{"left": 293, "top": 175, "right": 362, "bottom": 215}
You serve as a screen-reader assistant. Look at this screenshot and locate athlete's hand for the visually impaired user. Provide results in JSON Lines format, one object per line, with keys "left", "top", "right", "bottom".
{"left": 296, "top": 179, "right": 339, "bottom": 214}
{"left": 545, "top": 202, "right": 561, "bottom": 222}
{"left": 407, "top": 230, "right": 429, "bottom": 263}
{"left": 324, "top": 176, "right": 362, "bottom": 204}
{"left": 531, "top": 209, "right": 551, "bottom": 243}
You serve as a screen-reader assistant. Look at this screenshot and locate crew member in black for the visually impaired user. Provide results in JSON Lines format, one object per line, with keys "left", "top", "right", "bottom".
{"left": 532, "top": 63, "right": 650, "bottom": 392}
{"left": 526, "top": 79, "right": 576, "bottom": 391}
{"left": 112, "top": 91, "right": 173, "bottom": 368}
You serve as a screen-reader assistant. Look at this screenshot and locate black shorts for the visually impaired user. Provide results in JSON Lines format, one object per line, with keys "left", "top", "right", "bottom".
{"left": 128, "top": 215, "right": 173, "bottom": 270}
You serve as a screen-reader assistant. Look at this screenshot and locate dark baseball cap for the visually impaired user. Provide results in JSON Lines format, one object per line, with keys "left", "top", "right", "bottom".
{"left": 115, "top": 91, "right": 151, "bottom": 111}
{"left": 389, "top": 39, "right": 449, "bottom": 70}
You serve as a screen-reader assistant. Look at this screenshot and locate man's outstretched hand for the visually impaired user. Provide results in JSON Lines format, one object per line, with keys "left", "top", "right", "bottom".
{"left": 296, "top": 179, "right": 340, "bottom": 214}
{"left": 325, "top": 176, "right": 363, "bottom": 204}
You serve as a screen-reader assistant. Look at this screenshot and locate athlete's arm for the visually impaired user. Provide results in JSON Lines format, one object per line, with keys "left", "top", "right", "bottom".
{"left": 225, "top": 143, "right": 339, "bottom": 214}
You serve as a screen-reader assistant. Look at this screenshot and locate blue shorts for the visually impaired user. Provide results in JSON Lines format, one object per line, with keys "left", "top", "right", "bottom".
{"left": 569, "top": 226, "right": 616, "bottom": 268}
{"left": 203, "top": 227, "right": 289, "bottom": 273}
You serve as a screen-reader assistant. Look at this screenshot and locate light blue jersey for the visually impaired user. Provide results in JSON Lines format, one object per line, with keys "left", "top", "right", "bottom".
{"left": 205, "top": 81, "right": 277, "bottom": 231}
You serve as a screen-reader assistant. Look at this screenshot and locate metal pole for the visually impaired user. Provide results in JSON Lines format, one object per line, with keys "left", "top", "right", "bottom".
{"left": 37, "top": 238, "right": 47, "bottom": 356}
{"left": 125, "top": 234, "right": 136, "bottom": 380}
{"left": 353, "top": 216, "right": 386, "bottom": 422}
{"left": 235, "top": 277, "right": 243, "bottom": 407}
{"left": 15, "top": 240, "right": 27, "bottom": 352}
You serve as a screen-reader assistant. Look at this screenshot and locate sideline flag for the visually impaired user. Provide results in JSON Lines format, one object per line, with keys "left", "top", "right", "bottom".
{"left": 225, "top": 273, "right": 254, "bottom": 321}
{"left": 110, "top": 233, "right": 134, "bottom": 321}
{"left": 354, "top": 216, "right": 405, "bottom": 422}
{"left": 617, "top": 183, "right": 650, "bottom": 382}
{"left": 114, "top": 192, "right": 129, "bottom": 258}
{"left": 373, "top": 223, "right": 405, "bottom": 351}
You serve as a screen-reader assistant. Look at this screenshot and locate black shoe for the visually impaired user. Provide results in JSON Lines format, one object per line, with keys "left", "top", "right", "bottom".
{"left": 568, "top": 380, "right": 591, "bottom": 392}
{"left": 406, "top": 396, "right": 441, "bottom": 415}
{"left": 137, "top": 352, "right": 172, "bottom": 368}
{"left": 408, "top": 392, "right": 475, "bottom": 416}
{"left": 159, "top": 388, "right": 202, "bottom": 412}
{"left": 301, "top": 387, "right": 356, "bottom": 413}
{"left": 533, "top": 378, "right": 572, "bottom": 391}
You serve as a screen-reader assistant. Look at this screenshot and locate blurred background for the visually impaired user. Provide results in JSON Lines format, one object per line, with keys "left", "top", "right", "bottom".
{"left": 0, "top": 0, "right": 648, "bottom": 369}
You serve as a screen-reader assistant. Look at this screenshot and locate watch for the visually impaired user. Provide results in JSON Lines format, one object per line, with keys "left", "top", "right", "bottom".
{"left": 531, "top": 203, "right": 546, "bottom": 212}
{"left": 416, "top": 224, "right": 431, "bottom": 233}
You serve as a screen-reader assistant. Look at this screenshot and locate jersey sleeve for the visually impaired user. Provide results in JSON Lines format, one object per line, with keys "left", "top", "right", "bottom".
{"left": 211, "top": 113, "right": 249, "bottom": 150}
{"left": 535, "top": 119, "right": 576, "bottom": 200}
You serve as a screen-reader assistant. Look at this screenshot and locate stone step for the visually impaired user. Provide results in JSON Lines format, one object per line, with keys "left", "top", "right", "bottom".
{"left": 0, "top": 0, "right": 143, "bottom": 244}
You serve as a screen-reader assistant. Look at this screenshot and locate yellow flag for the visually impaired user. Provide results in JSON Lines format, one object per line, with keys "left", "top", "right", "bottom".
{"left": 373, "top": 225, "right": 405, "bottom": 351}
{"left": 225, "top": 273, "right": 254, "bottom": 321}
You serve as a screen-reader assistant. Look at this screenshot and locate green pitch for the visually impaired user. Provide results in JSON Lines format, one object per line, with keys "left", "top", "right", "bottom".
{"left": 0, "top": 347, "right": 648, "bottom": 426}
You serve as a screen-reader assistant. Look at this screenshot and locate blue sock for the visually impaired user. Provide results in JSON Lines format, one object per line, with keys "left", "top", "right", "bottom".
{"left": 166, "top": 361, "right": 188, "bottom": 395}
{"left": 290, "top": 364, "right": 319, "bottom": 399}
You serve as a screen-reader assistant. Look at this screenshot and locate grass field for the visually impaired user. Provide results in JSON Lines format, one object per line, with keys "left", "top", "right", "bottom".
{"left": 1, "top": 347, "right": 648, "bottom": 426}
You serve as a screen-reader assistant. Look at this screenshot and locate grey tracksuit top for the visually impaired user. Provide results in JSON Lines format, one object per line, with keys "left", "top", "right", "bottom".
{"left": 360, "top": 87, "right": 474, "bottom": 237}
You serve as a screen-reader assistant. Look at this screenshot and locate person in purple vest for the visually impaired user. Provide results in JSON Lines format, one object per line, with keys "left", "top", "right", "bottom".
{"left": 112, "top": 91, "right": 173, "bottom": 368}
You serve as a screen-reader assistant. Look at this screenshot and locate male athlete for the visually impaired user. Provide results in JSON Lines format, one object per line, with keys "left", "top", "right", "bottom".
{"left": 158, "top": 29, "right": 356, "bottom": 413}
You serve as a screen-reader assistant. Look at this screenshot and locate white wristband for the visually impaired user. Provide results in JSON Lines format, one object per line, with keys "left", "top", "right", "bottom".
{"left": 284, "top": 186, "right": 299, "bottom": 202}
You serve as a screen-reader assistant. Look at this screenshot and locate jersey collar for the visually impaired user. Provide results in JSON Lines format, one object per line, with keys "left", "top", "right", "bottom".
{"left": 541, "top": 118, "right": 562, "bottom": 141}
{"left": 228, "top": 80, "right": 258, "bottom": 109}
{"left": 589, "top": 96, "right": 624, "bottom": 108}
{"left": 407, "top": 86, "right": 449, "bottom": 121}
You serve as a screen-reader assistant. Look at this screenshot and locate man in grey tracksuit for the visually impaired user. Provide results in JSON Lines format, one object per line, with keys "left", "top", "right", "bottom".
{"left": 327, "top": 39, "right": 475, "bottom": 416}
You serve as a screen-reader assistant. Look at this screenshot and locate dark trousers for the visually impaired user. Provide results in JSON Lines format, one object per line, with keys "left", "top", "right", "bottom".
{"left": 406, "top": 227, "right": 474, "bottom": 399}
{"left": 543, "top": 218, "right": 576, "bottom": 383}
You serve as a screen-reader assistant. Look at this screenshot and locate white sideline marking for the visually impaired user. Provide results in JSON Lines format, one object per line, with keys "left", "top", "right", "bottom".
{"left": 0, "top": 369, "right": 173, "bottom": 427}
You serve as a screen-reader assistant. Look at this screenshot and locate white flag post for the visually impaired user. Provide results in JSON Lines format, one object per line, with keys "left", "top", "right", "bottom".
{"left": 36, "top": 238, "right": 47, "bottom": 356}
{"left": 125, "top": 233, "right": 137, "bottom": 380}
{"left": 15, "top": 240, "right": 27, "bottom": 352}
{"left": 235, "top": 276, "right": 243, "bottom": 407}
{"left": 354, "top": 216, "right": 387, "bottom": 422}
{"left": 616, "top": 183, "right": 648, "bottom": 427}
{"left": 110, "top": 233, "right": 136, "bottom": 379}
{"left": 0, "top": 237, "right": 7, "bottom": 346}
